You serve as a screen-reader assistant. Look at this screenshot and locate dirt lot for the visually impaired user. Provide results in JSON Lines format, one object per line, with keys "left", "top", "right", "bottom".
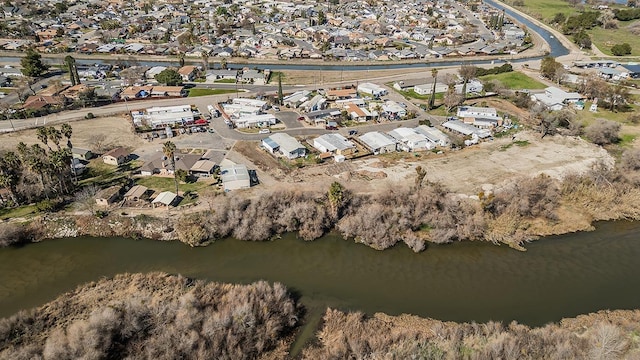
{"left": 0, "top": 115, "right": 144, "bottom": 153}
{"left": 235, "top": 131, "right": 613, "bottom": 196}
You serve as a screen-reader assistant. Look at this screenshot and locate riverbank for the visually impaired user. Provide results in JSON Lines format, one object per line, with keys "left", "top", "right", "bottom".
{"left": 4, "top": 150, "right": 640, "bottom": 252}
{"left": 2, "top": 272, "right": 640, "bottom": 359}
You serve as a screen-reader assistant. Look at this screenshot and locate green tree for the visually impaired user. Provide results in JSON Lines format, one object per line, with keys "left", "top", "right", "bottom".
{"left": 540, "top": 56, "right": 562, "bottom": 80}
{"left": 163, "top": 141, "right": 179, "bottom": 195}
{"left": 20, "top": 48, "right": 48, "bottom": 78}
{"left": 317, "top": 10, "right": 326, "bottom": 25}
{"left": 573, "top": 30, "right": 592, "bottom": 49}
{"left": 328, "top": 181, "right": 345, "bottom": 218}
{"left": 155, "top": 69, "right": 183, "bottom": 86}
{"left": 64, "top": 55, "right": 79, "bottom": 85}
{"left": 429, "top": 68, "right": 438, "bottom": 110}
{"left": 177, "top": 52, "right": 185, "bottom": 67}
{"left": 277, "top": 73, "right": 283, "bottom": 105}
{"left": 459, "top": 64, "right": 477, "bottom": 99}
{"left": 611, "top": 43, "right": 632, "bottom": 56}
{"left": 201, "top": 50, "right": 210, "bottom": 71}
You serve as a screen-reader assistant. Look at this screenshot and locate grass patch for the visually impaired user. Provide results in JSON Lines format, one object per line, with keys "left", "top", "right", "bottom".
{"left": 0, "top": 87, "right": 14, "bottom": 93}
{"left": 188, "top": 88, "right": 238, "bottom": 97}
{"left": 135, "top": 176, "right": 211, "bottom": 195}
{"left": 78, "top": 159, "right": 129, "bottom": 188}
{"left": 0, "top": 204, "right": 37, "bottom": 220}
{"left": 507, "top": 0, "right": 575, "bottom": 22}
{"left": 214, "top": 78, "right": 237, "bottom": 83}
{"left": 576, "top": 104, "right": 638, "bottom": 125}
{"left": 479, "top": 72, "right": 546, "bottom": 90}
{"left": 514, "top": 140, "right": 530, "bottom": 146}
{"left": 589, "top": 23, "right": 640, "bottom": 57}
{"left": 619, "top": 133, "right": 637, "bottom": 147}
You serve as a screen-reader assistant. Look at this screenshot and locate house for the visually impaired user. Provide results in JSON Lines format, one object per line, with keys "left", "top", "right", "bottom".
{"left": 622, "top": 64, "right": 640, "bottom": 79}
{"left": 387, "top": 128, "right": 433, "bottom": 152}
{"left": 152, "top": 191, "right": 177, "bottom": 207}
{"left": 415, "top": 125, "right": 450, "bottom": 147}
{"left": 123, "top": 185, "right": 149, "bottom": 201}
{"left": 382, "top": 101, "right": 406, "bottom": 119}
{"left": 455, "top": 79, "right": 484, "bottom": 94}
{"left": 306, "top": 109, "right": 340, "bottom": 126}
{"left": 95, "top": 185, "right": 121, "bottom": 207}
{"left": 262, "top": 133, "right": 307, "bottom": 159}
{"left": 532, "top": 87, "right": 583, "bottom": 111}
{"left": 457, "top": 106, "right": 500, "bottom": 123}
{"left": 357, "top": 82, "right": 388, "bottom": 97}
{"left": 358, "top": 131, "right": 397, "bottom": 154}
{"left": 133, "top": 105, "right": 195, "bottom": 128}
{"left": 189, "top": 159, "right": 216, "bottom": 177}
{"left": 414, "top": 82, "right": 448, "bottom": 95}
{"left": 206, "top": 69, "right": 237, "bottom": 81}
{"left": 102, "top": 147, "right": 129, "bottom": 166}
{"left": 178, "top": 65, "right": 199, "bottom": 81}
{"left": 313, "top": 133, "right": 356, "bottom": 156}
{"left": 220, "top": 160, "right": 251, "bottom": 191}
{"left": 72, "top": 148, "right": 94, "bottom": 160}
{"left": 442, "top": 120, "right": 492, "bottom": 138}
{"left": 22, "top": 95, "right": 65, "bottom": 110}
{"left": 150, "top": 86, "right": 184, "bottom": 97}
{"left": 344, "top": 102, "right": 373, "bottom": 122}
{"left": 326, "top": 88, "right": 357, "bottom": 100}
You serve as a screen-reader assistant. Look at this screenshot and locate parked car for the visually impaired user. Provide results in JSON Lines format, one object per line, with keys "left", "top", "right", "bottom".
{"left": 326, "top": 125, "right": 338, "bottom": 130}
{"left": 348, "top": 130, "right": 358, "bottom": 136}
{"left": 297, "top": 116, "right": 305, "bottom": 121}
{"left": 259, "top": 128, "right": 271, "bottom": 134}
{"left": 207, "top": 128, "right": 215, "bottom": 133}
{"left": 272, "top": 106, "right": 280, "bottom": 111}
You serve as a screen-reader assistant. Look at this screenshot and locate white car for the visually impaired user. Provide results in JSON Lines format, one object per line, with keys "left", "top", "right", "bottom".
{"left": 272, "top": 106, "right": 280, "bottom": 111}
{"left": 258, "top": 129, "right": 271, "bottom": 134}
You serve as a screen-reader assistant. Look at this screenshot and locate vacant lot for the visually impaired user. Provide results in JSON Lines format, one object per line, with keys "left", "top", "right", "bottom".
{"left": 508, "top": 0, "right": 575, "bottom": 22}
{"left": 589, "top": 22, "right": 640, "bottom": 57}
{"left": 287, "top": 131, "right": 612, "bottom": 195}
{"left": 0, "top": 115, "right": 144, "bottom": 153}
{"left": 479, "top": 72, "right": 547, "bottom": 90}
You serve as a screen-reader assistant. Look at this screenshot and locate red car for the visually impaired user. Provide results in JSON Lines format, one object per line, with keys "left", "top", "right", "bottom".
{"left": 297, "top": 116, "right": 305, "bottom": 121}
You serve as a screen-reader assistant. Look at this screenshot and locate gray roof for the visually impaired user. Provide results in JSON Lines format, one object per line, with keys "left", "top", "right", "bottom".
{"left": 359, "top": 131, "right": 396, "bottom": 150}
{"left": 314, "top": 133, "right": 355, "bottom": 152}
{"left": 267, "top": 133, "right": 305, "bottom": 154}
{"left": 220, "top": 163, "right": 250, "bottom": 183}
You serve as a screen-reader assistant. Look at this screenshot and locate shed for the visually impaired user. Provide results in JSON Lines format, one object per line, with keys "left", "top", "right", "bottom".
{"left": 72, "top": 148, "right": 93, "bottom": 160}
{"left": 152, "top": 191, "right": 177, "bottom": 207}
{"left": 95, "top": 185, "right": 121, "bottom": 207}
{"left": 123, "top": 185, "right": 149, "bottom": 201}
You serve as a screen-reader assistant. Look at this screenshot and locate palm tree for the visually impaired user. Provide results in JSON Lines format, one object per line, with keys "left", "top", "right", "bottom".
{"left": 162, "top": 141, "right": 179, "bottom": 195}
{"left": 177, "top": 52, "right": 185, "bottom": 68}
{"left": 429, "top": 68, "right": 438, "bottom": 110}
{"left": 36, "top": 127, "right": 50, "bottom": 150}
{"left": 47, "top": 127, "right": 63, "bottom": 150}
{"left": 201, "top": 50, "right": 210, "bottom": 71}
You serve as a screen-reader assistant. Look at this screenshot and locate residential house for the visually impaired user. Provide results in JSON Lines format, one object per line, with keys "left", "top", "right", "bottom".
{"left": 532, "top": 86, "right": 583, "bottom": 111}
{"left": 357, "top": 82, "right": 388, "bottom": 97}
{"left": 313, "top": 133, "right": 356, "bottom": 156}
{"left": 387, "top": 127, "right": 433, "bottom": 152}
{"left": 178, "top": 65, "right": 199, "bottom": 81}
{"left": 415, "top": 125, "right": 450, "bottom": 147}
{"left": 455, "top": 79, "right": 484, "bottom": 94}
{"left": 358, "top": 131, "right": 397, "bottom": 154}
{"left": 442, "top": 120, "right": 492, "bottom": 138}
{"left": 189, "top": 159, "right": 216, "bottom": 177}
{"left": 22, "top": 95, "right": 66, "bottom": 110}
{"left": 102, "top": 147, "right": 129, "bottom": 166}
{"left": 220, "top": 160, "right": 251, "bottom": 191}
{"left": 206, "top": 69, "right": 237, "bottom": 81}
{"left": 262, "top": 133, "right": 307, "bottom": 159}
{"left": 326, "top": 88, "right": 357, "bottom": 100}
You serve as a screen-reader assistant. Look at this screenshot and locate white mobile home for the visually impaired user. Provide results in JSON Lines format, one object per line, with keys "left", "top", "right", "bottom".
{"left": 358, "top": 131, "right": 397, "bottom": 154}
{"left": 262, "top": 133, "right": 307, "bottom": 159}
{"left": 313, "top": 133, "right": 356, "bottom": 156}
{"left": 357, "top": 82, "right": 388, "bottom": 97}
{"left": 387, "top": 128, "right": 433, "bottom": 152}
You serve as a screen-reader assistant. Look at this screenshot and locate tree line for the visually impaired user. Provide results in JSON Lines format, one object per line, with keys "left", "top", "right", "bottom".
{"left": 0, "top": 125, "right": 75, "bottom": 208}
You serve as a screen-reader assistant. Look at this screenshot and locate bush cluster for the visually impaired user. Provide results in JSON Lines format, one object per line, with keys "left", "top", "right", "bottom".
{"left": 0, "top": 273, "right": 299, "bottom": 360}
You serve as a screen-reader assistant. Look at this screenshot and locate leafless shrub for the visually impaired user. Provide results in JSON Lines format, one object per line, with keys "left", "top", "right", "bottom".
{"left": 589, "top": 322, "right": 628, "bottom": 360}
{"left": 0, "top": 273, "right": 300, "bottom": 360}
{"left": 0, "top": 222, "right": 31, "bottom": 247}
{"left": 585, "top": 119, "right": 621, "bottom": 146}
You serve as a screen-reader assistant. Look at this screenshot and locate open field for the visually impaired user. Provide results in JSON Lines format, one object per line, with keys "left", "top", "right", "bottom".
{"left": 507, "top": 0, "right": 574, "bottom": 22}
{"left": 479, "top": 71, "right": 546, "bottom": 89}
{"left": 188, "top": 88, "right": 238, "bottom": 97}
{"left": 0, "top": 115, "right": 144, "bottom": 153}
{"left": 589, "top": 22, "right": 640, "bottom": 57}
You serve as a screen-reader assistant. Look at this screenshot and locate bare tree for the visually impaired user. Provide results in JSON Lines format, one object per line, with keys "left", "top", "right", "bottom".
{"left": 585, "top": 119, "right": 621, "bottom": 145}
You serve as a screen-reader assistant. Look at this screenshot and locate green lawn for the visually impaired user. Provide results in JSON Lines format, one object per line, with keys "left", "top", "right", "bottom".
{"left": 188, "top": 88, "right": 238, "bottom": 97}
{"left": 214, "top": 78, "right": 237, "bottom": 83}
{"left": 135, "top": 176, "right": 213, "bottom": 195}
{"left": 509, "top": 0, "right": 574, "bottom": 22}
{"left": 0, "top": 204, "right": 37, "bottom": 220}
{"left": 479, "top": 72, "right": 547, "bottom": 90}
{"left": 589, "top": 22, "right": 640, "bottom": 57}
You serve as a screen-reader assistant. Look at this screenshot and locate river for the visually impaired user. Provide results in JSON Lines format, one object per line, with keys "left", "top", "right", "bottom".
{"left": 1, "top": 221, "right": 640, "bottom": 327}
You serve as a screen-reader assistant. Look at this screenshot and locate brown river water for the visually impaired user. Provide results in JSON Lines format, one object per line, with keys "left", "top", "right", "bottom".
{"left": 1, "top": 221, "right": 640, "bottom": 328}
